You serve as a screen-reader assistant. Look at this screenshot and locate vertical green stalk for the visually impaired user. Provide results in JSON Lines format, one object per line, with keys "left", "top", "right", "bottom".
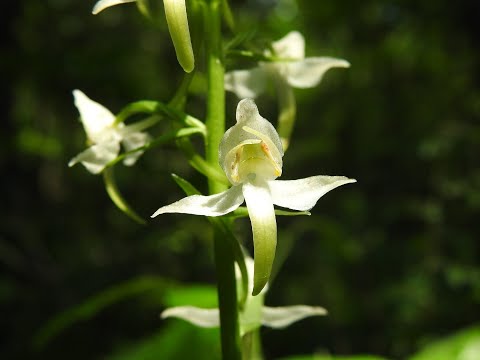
{"left": 204, "top": 0, "right": 241, "bottom": 359}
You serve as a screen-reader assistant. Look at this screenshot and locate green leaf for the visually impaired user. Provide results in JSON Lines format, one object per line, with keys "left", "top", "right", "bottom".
{"left": 105, "top": 322, "right": 220, "bottom": 360}
{"left": 33, "top": 276, "right": 170, "bottom": 349}
{"left": 163, "top": 285, "right": 218, "bottom": 308}
{"left": 409, "top": 325, "right": 480, "bottom": 360}
{"left": 280, "top": 355, "right": 389, "bottom": 360}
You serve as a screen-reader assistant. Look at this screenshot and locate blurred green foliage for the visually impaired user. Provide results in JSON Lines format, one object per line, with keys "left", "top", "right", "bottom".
{"left": 2, "top": 0, "right": 479, "bottom": 359}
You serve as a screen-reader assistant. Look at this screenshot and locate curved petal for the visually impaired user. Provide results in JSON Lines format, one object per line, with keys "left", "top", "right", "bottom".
{"left": 151, "top": 185, "right": 244, "bottom": 218}
{"left": 68, "top": 141, "right": 120, "bottom": 174}
{"left": 224, "top": 68, "right": 268, "bottom": 99}
{"left": 163, "top": 0, "right": 195, "bottom": 72}
{"left": 271, "top": 31, "right": 305, "bottom": 60}
{"left": 269, "top": 176, "right": 356, "bottom": 211}
{"left": 161, "top": 306, "right": 220, "bottom": 328}
{"left": 242, "top": 180, "right": 277, "bottom": 296}
{"left": 121, "top": 131, "right": 151, "bottom": 166}
{"left": 73, "top": 90, "right": 116, "bottom": 143}
{"left": 284, "top": 57, "right": 350, "bottom": 88}
{"left": 92, "top": 0, "right": 137, "bottom": 15}
{"left": 261, "top": 305, "right": 327, "bottom": 329}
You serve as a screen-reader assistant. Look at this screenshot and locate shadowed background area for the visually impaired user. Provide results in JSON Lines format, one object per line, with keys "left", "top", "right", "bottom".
{"left": 2, "top": 0, "right": 479, "bottom": 359}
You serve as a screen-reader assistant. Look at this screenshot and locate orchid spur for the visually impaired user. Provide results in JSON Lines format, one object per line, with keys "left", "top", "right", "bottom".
{"left": 161, "top": 257, "right": 327, "bottom": 336}
{"left": 68, "top": 90, "right": 152, "bottom": 174}
{"left": 92, "top": 0, "right": 194, "bottom": 73}
{"left": 151, "top": 99, "right": 356, "bottom": 295}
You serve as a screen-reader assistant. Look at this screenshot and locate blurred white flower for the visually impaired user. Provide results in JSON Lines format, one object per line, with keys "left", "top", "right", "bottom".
{"left": 68, "top": 90, "right": 150, "bottom": 174}
{"left": 161, "top": 257, "right": 327, "bottom": 335}
{"left": 225, "top": 31, "right": 350, "bottom": 98}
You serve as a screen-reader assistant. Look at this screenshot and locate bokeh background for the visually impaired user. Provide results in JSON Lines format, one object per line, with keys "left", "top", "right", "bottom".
{"left": 2, "top": 0, "right": 479, "bottom": 359}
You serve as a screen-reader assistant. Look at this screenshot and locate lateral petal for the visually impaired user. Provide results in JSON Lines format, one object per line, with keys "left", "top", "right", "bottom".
{"left": 242, "top": 180, "right": 277, "bottom": 296}
{"left": 151, "top": 185, "right": 244, "bottom": 218}
{"left": 68, "top": 141, "right": 120, "bottom": 174}
{"left": 284, "top": 57, "right": 350, "bottom": 88}
{"left": 261, "top": 305, "right": 327, "bottom": 329}
{"left": 121, "top": 131, "right": 151, "bottom": 166}
{"left": 269, "top": 176, "right": 356, "bottom": 211}
{"left": 161, "top": 306, "right": 220, "bottom": 328}
{"left": 224, "top": 68, "right": 268, "bottom": 99}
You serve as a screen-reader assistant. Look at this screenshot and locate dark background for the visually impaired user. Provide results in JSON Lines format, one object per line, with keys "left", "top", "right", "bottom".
{"left": 2, "top": 0, "right": 479, "bottom": 359}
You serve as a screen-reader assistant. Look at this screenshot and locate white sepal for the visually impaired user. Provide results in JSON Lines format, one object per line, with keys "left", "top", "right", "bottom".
{"left": 161, "top": 306, "right": 220, "bottom": 328}
{"left": 271, "top": 31, "right": 305, "bottom": 60}
{"left": 151, "top": 185, "right": 244, "bottom": 218}
{"left": 269, "top": 176, "right": 357, "bottom": 211}
{"left": 284, "top": 57, "right": 350, "bottom": 88}
{"left": 92, "top": 0, "right": 137, "bottom": 15}
{"left": 73, "top": 90, "right": 117, "bottom": 144}
{"left": 261, "top": 305, "right": 327, "bottom": 329}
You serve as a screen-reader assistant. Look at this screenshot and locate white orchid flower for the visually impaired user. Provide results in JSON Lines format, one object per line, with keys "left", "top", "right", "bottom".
{"left": 224, "top": 31, "right": 350, "bottom": 99}
{"left": 151, "top": 98, "right": 356, "bottom": 295}
{"left": 68, "top": 90, "right": 151, "bottom": 174}
{"left": 161, "top": 257, "right": 327, "bottom": 335}
{"left": 92, "top": 0, "right": 194, "bottom": 73}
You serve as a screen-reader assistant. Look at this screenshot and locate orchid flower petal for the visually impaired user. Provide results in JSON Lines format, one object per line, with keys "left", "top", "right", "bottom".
{"left": 271, "top": 31, "right": 305, "bottom": 60}
{"left": 219, "top": 99, "right": 283, "bottom": 184}
{"left": 224, "top": 68, "right": 268, "bottom": 99}
{"left": 121, "top": 132, "right": 151, "bottom": 166}
{"left": 161, "top": 306, "right": 220, "bottom": 328}
{"left": 284, "top": 57, "right": 350, "bottom": 88}
{"left": 72, "top": 90, "right": 117, "bottom": 143}
{"left": 151, "top": 185, "right": 244, "bottom": 218}
{"left": 68, "top": 141, "right": 120, "bottom": 174}
{"left": 242, "top": 180, "right": 277, "bottom": 296}
{"left": 261, "top": 305, "right": 327, "bottom": 329}
{"left": 269, "top": 175, "right": 357, "bottom": 211}
{"left": 92, "top": 0, "right": 137, "bottom": 15}
{"left": 163, "top": 0, "right": 195, "bottom": 72}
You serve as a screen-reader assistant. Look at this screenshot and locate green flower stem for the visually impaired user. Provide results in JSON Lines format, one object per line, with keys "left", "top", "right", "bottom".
{"left": 204, "top": 0, "right": 241, "bottom": 359}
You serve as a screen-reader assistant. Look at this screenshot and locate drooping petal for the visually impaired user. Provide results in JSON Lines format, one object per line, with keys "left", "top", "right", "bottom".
{"left": 151, "top": 185, "right": 244, "bottom": 218}
{"left": 269, "top": 175, "right": 357, "bottom": 211}
{"left": 224, "top": 68, "right": 268, "bottom": 99}
{"left": 72, "top": 90, "right": 117, "bottom": 143}
{"left": 161, "top": 306, "right": 220, "bottom": 328}
{"left": 68, "top": 141, "right": 120, "bottom": 174}
{"left": 284, "top": 57, "right": 350, "bottom": 88}
{"left": 121, "top": 131, "right": 151, "bottom": 166}
{"left": 261, "top": 305, "right": 327, "bottom": 329}
{"left": 271, "top": 31, "right": 305, "bottom": 60}
{"left": 92, "top": 0, "right": 137, "bottom": 15}
{"left": 163, "top": 0, "right": 195, "bottom": 73}
{"left": 242, "top": 180, "right": 277, "bottom": 296}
